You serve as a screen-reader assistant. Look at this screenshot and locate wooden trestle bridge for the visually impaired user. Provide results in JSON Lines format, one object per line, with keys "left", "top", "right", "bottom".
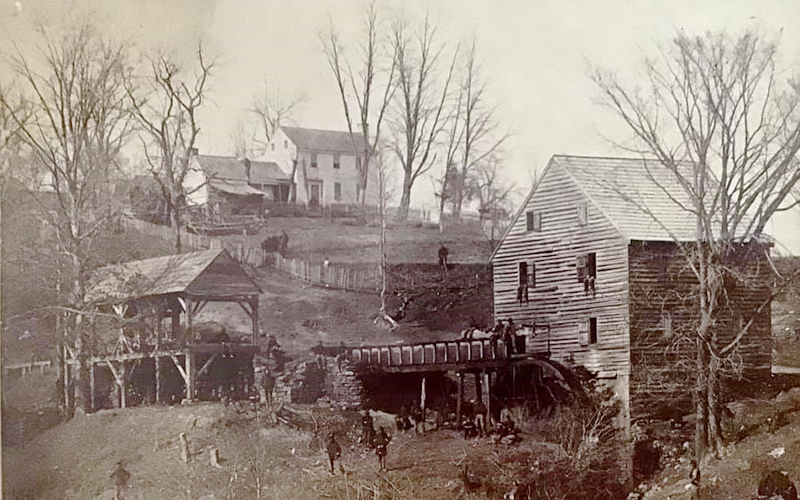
{"left": 347, "top": 333, "right": 579, "bottom": 426}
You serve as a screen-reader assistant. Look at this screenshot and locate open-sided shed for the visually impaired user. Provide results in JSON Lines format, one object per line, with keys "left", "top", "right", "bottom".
{"left": 74, "top": 248, "right": 264, "bottom": 410}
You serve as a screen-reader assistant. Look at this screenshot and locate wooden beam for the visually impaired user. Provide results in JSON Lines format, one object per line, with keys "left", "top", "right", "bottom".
{"left": 105, "top": 360, "right": 122, "bottom": 385}
{"left": 195, "top": 354, "right": 218, "bottom": 380}
{"left": 456, "top": 372, "right": 463, "bottom": 429}
{"left": 484, "top": 370, "right": 491, "bottom": 424}
{"left": 192, "top": 300, "right": 208, "bottom": 316}
{"left": 155, "top": 355, "right": 161, "bottom": 405}
{"left": 236, "top": 300, "right": 253, "bottom": 318}
{"left": 185, "top": 353, "right": 196, "bottom": 401}
{"left": 90, "top": 362, "right": 95, "bottom": 413}
{"left": 420, "top": 375, "right": 427, "bottom": 433}
{"left": 170, "top": 355, "right": 188, "bottom": 384}
{"left": 186, "top": 297, "right": 193, "bottom": 345}
{"left": 251, "top": 296, "right": 259, "bottom": 345}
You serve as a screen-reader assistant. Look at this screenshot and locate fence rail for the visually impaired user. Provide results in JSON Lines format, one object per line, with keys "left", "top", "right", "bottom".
{"left": 274, "top": 254, "right": 379, "bottom": 292}
{"left": 122, "top": 217, "right": 214, "bottom": 251}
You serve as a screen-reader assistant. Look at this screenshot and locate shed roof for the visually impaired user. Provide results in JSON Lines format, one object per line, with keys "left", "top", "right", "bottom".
{"left": 86, "top": 249, "right": 262, "bottom": 304}
{"left": 195, "top": 155, "right": 289, "bottom": 184}
{"left": 209, "top": 179, "right": 267, "bottom": 197}
{"left": 281, "top": 126, "right": 367, "bottom": 154}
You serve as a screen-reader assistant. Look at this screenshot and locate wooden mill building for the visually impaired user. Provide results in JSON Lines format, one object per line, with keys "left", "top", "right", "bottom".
{"left": 76, "top": 248, "right": 262, "bottom": 410}
{"left": 490, "top": 155, "right": 773, "bottom": 422}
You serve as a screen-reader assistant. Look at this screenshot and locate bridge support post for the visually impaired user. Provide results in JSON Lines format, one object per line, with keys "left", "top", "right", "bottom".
{"left": 456, "top": 372, "right": 463, "bottom": 429}
{"left": 420, "top": 375, "right": 427, "bottom": 431}
{"left": 484, "top": 370, "right": 491, "bottom": 424}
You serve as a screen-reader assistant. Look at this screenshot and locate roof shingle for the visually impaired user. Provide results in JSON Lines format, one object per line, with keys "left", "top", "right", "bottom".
{"left": 195, "top": 155, "right": 289, "bottom": 183}
{"left": 281, "top": 126, "right": 366, "bottom": 154}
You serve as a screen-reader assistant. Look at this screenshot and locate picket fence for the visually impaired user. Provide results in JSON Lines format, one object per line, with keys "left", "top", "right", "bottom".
{"left": 122, "top": 217, "right": 214, "bottom": 252}
{"left": 274, "top": 254, "right": 379, "bottom": 292}
{"left": 123, "top": 216, "right": 378, "bottom": 292}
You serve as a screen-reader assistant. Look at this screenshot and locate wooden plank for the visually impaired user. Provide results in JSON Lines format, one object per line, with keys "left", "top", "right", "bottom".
{"left": 170, "top": 355, "right": 189, "bottom": 383}
{"left": 195, "top": 354, "right": 218, "bottom": 379}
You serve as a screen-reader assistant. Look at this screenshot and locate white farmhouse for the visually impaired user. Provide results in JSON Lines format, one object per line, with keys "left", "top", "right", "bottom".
{"left": 263, "top": 126, "right": 378, "bottom": 206}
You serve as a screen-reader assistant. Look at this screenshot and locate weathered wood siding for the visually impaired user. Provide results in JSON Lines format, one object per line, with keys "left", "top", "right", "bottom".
{"left": 628, "top": 242, "right": 773, "bottom": 418}
{"left": 492, "top": 163, "right": 630, "bottom": 378}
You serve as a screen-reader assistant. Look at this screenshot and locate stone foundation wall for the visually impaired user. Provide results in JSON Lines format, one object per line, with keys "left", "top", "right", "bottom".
{"left": 272, "top": 355, "right": 364, "bottom": 408}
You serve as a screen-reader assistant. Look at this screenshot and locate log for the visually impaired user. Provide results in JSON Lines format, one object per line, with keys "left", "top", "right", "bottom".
{"left": 179, "top": 432, "right": 190, "bottom": 463}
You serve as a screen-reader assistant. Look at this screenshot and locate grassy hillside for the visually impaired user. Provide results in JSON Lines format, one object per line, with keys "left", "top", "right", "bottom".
{"left": 223, "top": 216, "right": 495, "bottom": 265}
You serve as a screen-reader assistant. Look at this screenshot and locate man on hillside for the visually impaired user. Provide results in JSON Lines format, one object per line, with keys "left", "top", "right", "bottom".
{"left": 438, "top": 245, "right": 449, "bottom": 271}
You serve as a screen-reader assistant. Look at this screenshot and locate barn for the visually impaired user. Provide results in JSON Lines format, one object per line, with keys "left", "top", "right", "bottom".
{"left": 490, "top": 155, "right": 773, "bottom": 425}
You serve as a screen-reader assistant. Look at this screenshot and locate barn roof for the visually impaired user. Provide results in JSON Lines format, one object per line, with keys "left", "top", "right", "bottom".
{"left": 281, "top": 126, "right": 367, "bottom": 154}
{"left": 85, "top": 248, "right": 262, "bottom": 304}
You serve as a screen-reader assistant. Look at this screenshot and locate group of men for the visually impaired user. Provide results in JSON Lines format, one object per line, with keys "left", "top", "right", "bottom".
{"left": 461, "top": 318, "right": 524, "bottom": 356}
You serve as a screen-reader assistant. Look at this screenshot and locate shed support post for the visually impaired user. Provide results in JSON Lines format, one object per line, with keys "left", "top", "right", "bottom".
{"left": 251, "top": 295, "right": 259, "bottom": 345}
{"left": 120, "top": 362, "right": 127, "bottom": 409}
{"left": 185, "top": 353, "right": 195, "bottom": 401}
{"left": 185, "top": 297, "right": 193, "bottom": 345}
{"left": 155, "top": 355, "right": 161, "bottom": 405}
{"left": 89, "top": 361, "right": 95, "bottom": 413}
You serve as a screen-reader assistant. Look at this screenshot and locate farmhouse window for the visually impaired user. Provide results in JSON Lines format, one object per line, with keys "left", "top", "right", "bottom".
{"left": 578, "top": 202, "right": 588, "bottom": 226}
{"left": 311, "top": 153, "right": 318, "bottom": 168}
{"left": 334, "top": 153, "right": 341, "bottom": 169}
{"left": 576, "top": 252, "right": 597, "bottom": 295}
{"left": 334, "top": 182, "right": 342, "bottom": 201}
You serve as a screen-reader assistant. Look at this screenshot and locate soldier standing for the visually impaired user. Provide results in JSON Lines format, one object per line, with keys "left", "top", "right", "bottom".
{"left": 374, "top": 428, "right": 390, "bottom": 471}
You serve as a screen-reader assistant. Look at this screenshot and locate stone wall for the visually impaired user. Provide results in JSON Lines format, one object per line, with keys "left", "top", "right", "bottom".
{"left": 272, "top": 355, "right": 364, "bottom": 408}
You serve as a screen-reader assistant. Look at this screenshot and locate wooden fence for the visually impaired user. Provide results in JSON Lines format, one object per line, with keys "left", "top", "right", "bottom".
{"left": 122, "top": 217, "right": 214, "bottom": 251}
{"left": 274, "top": 254, "right": 379, "bottom": 292}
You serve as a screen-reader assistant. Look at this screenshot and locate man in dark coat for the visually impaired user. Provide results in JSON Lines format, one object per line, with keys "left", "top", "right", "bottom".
{"left": 438, "top": 245, "right": 449, "bottom": 270}
{"left": 375, "top": 428, "right": 390, "bottom": 471}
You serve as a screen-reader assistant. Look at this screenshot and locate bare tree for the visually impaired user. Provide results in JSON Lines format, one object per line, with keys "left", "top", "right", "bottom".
{"left": 593, "top": 30, "right": 800, "bottom": 465}
{"left": 371, "top": 148, "right": 398, "bottom": 329}
{"left": 251, "top": 81, "right": 305, "bottom": 148}
{"left": 474, "top": 157, "right": 515, "bottom": 247}
{"left": 250, "top": 82, "right": 305, "bottom": 202}
{"left": 127, "top": 43, "right": 215, "bottom": 252}
{"left": 229, "top": 117, "right": 256, "bottom": 159}
{"left": 1, "top": 23, "right": 133, "bottom": 413}
{"left": 447, "top": 39, "right": 509, "bottom": 218}
{"left": 388, "top": 13, "right": 458, "bottom": 220}
{"left": 322, "top": 1, "right": 396, "bottom": 205}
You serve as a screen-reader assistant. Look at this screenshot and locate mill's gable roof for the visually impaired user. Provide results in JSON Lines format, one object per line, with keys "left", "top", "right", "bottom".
{"left": 555, "top": 155, "right": 698, "bottom": 242}
{"left": 281, "top": 126, "right": 367, "bottom": 154}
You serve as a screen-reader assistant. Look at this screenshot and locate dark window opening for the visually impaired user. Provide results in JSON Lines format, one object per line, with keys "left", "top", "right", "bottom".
{"left": 525, "top": 211, "right": 542, "bottom": 232}
{"left": 576, "top": 252, "right": 597, "bottom": 295}
{"left": 334, "top": 153, "right": 341, "bottom": 169}
{"left": 526, "top": 211, "right": 534, "bottom": 231}
{"left": 589, "top": 317, "right": 598, "bottom": 344}
{"left": 517, "top": 262, "right": 533, "bottom": 305}
{"left": 311, "top": 153, "right": 318, "bottom": 168}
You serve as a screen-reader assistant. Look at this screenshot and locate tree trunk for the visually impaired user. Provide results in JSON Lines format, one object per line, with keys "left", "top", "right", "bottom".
{"left": 171, "top": 192, "right": 182, "bottom": 253}
{"left": 397, "top": 173, "right": 413, "bottom": 221}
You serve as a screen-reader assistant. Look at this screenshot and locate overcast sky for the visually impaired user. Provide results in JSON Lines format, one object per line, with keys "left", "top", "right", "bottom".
{"left": 1, "top": 0, "right": 799, "bottom": 254}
